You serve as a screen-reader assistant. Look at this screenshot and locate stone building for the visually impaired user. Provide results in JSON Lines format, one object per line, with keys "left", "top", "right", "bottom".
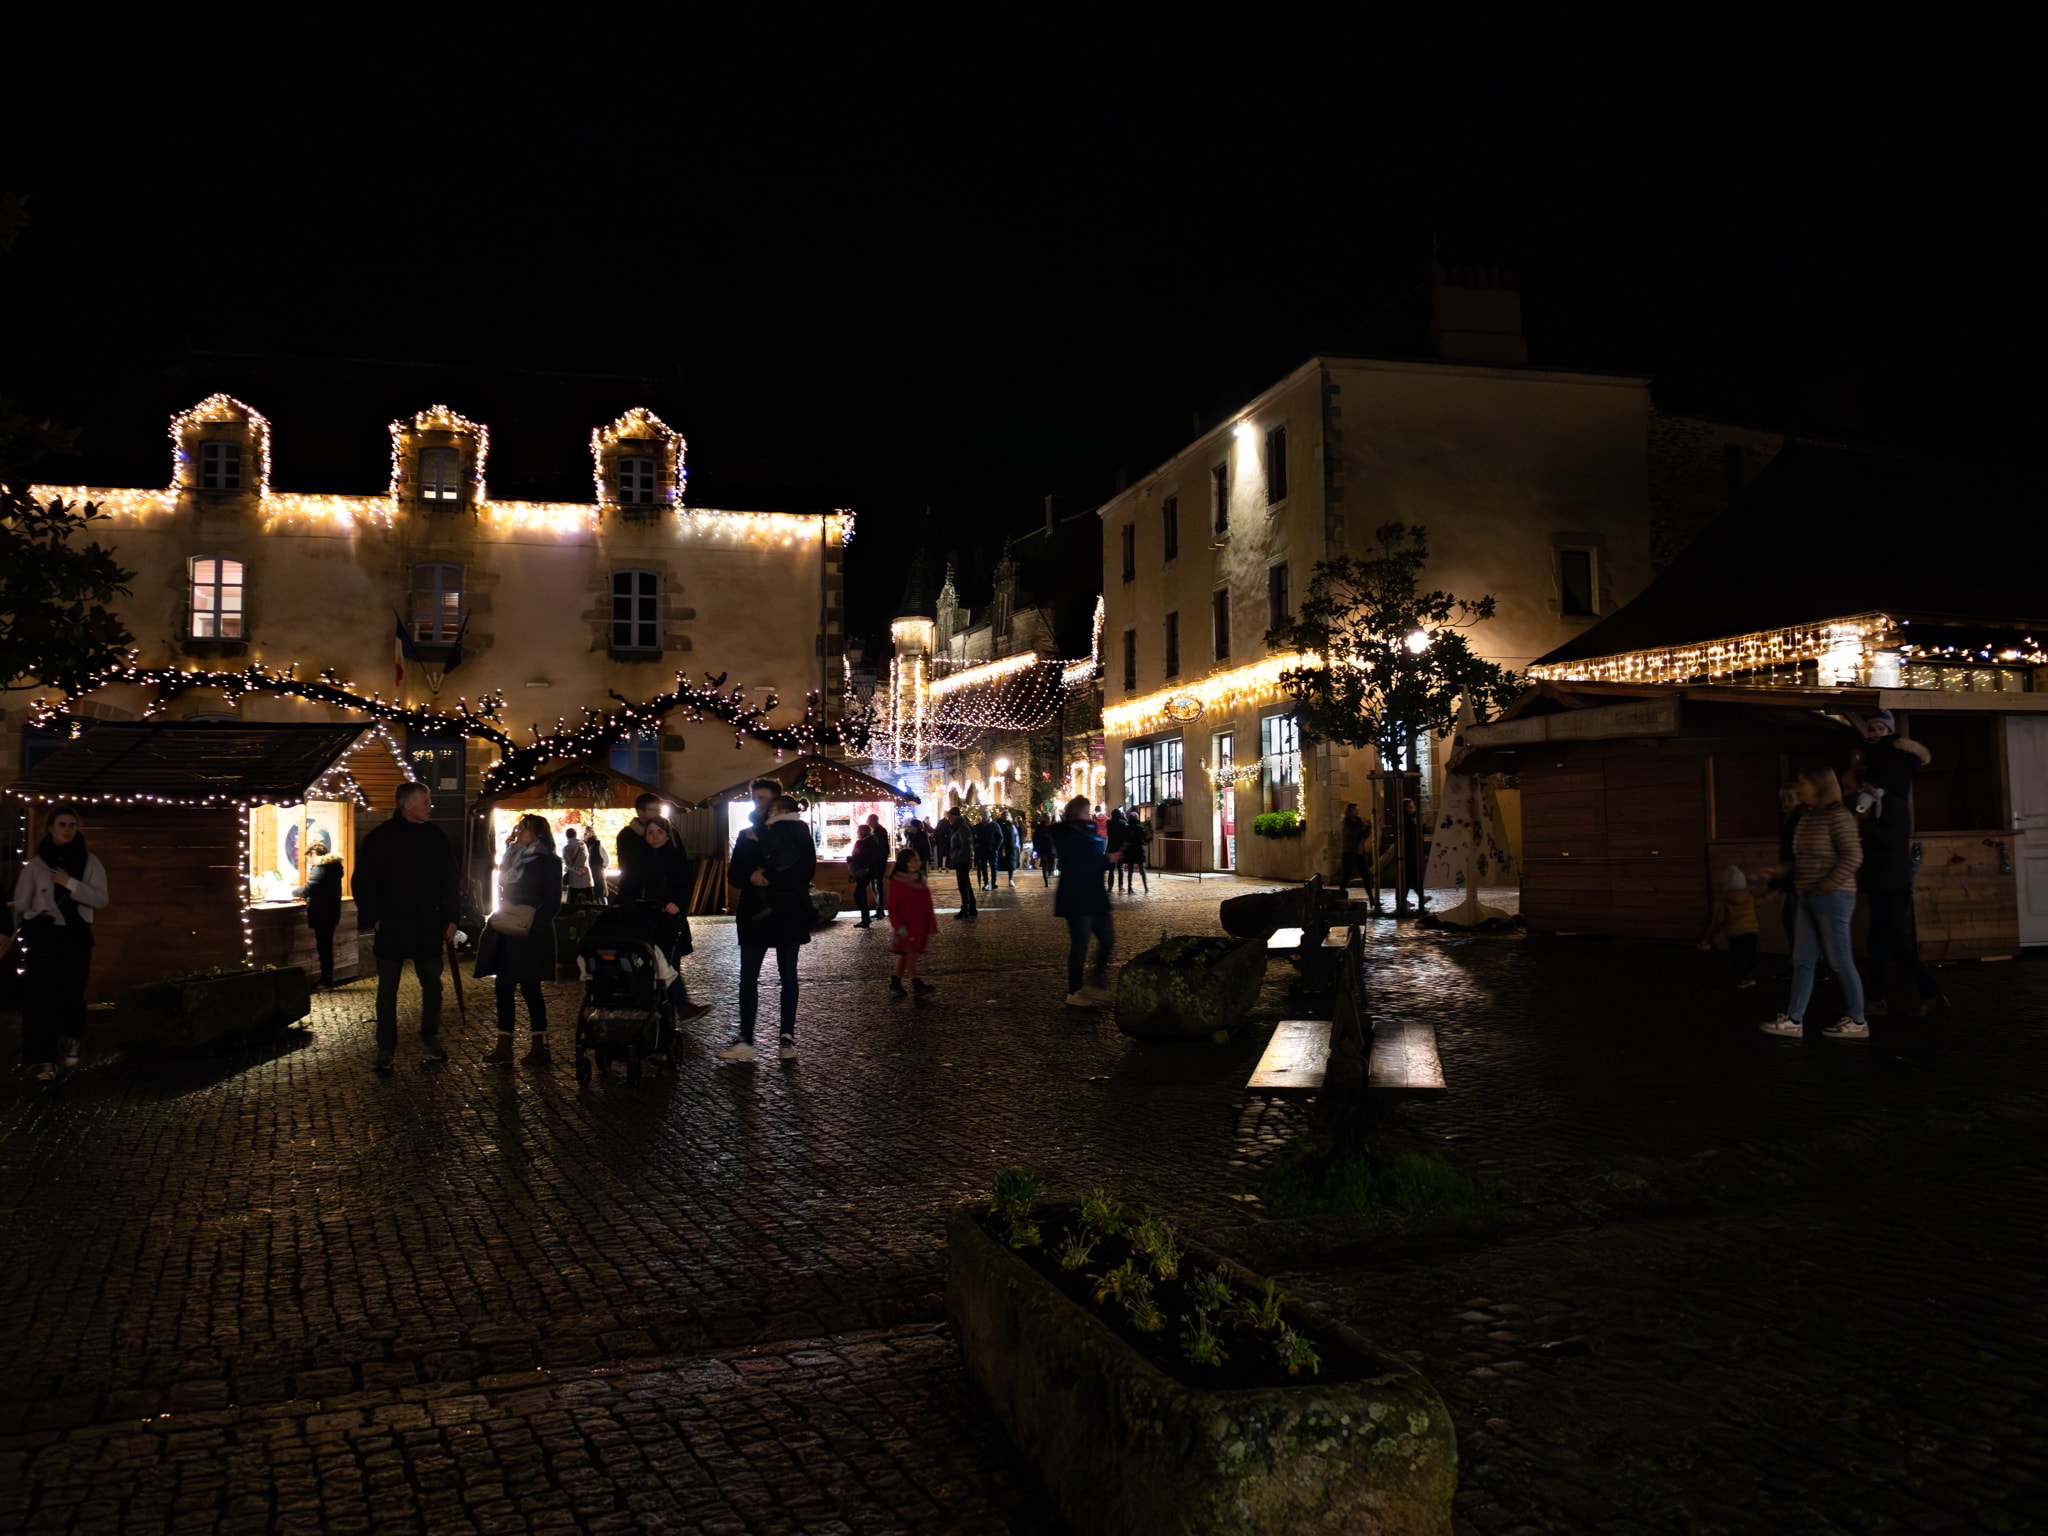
{"left": 11, "top": 389, "right": 850, "bottom": 880}
{"left": 873, "top": 504, "right": 1103, "bottom": 822}
{"left": 1092, "top": 269, "right": 1655, "bottom": 880}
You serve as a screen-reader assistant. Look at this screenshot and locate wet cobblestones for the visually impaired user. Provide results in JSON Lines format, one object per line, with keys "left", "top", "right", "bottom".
{"left": 4, "top": 877, "right": 2046, "bottom": 1532}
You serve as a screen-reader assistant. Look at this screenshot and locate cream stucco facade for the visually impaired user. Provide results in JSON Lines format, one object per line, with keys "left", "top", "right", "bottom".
{"left": 1095, "top": 354, "right": 1652, "bottom": 881}
{"left": 8, "top": 396, "right": 849, "bottom": 860}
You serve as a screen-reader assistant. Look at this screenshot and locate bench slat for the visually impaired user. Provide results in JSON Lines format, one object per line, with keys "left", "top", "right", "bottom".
{"left": 1267, "top": 926, "right": 1306, "bottom": 950}
{"left": 1367, "top": 1017, "right": 1446, "bottom": 1095}
{"left": 1246, "top": 1019, "right": 1332, "bottom": 1097}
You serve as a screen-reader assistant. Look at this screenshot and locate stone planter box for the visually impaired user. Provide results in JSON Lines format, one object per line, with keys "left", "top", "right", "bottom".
{"left": 946, "top": 1208, "right": 1455, "bottom": 1535}
{"left": 1114, "top": 937, "right": 1266, "bottom": 1040}
{"left": 113, "top": 966, "right": 312, "bottom": 1053}
{"left": 809, "top": 889, "right": 843, "bottom": 924}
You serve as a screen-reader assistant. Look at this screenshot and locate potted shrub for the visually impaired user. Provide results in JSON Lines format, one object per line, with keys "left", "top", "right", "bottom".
{"left": 1113, "top": 935, "right": 1267, "bottom": 1040}
{"left": 948, "top": 1174, "right": 1456, "bottom": 1535}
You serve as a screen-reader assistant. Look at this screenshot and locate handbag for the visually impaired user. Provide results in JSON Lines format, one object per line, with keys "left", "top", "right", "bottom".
{"left": 488, "top": 904, "right": 536, "bottom": 937}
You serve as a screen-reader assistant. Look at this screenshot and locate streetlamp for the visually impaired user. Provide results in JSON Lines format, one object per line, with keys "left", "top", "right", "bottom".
{"left": 1405, "top": 630, "right": 1431, "bottom": 654}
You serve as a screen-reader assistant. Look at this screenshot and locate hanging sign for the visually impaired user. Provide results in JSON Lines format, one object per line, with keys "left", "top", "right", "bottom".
{"left": 1164, "top": 693, "right": 1205, "bottom": 723}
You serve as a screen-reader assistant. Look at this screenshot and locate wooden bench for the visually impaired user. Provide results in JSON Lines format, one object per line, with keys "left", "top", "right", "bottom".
{"left": 1245, "top": 923, "right": 1444, "bottom": 1101}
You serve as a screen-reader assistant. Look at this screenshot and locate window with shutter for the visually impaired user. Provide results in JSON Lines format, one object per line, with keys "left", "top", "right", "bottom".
{"left": 1212, "top": 588, "right": 1231, "bottom": 660}
{"left": 611, "top": 569, "right": 661, "bottom": 652}
{"left": 1211, "top": 462, "right": 1228, "bottom": 534}
{"left": 1263, "top": 426, "right": 1288, "bottom": 503}
{"left": 1164, "top": 611, "right": 1180, "bottom": 678}
{"left": 419, "top": 447, "right": 462, "bottom": 504}
{"left": 1120, "top": 523, "right": 1136, "bottom": 583}
{"left": 1162, "top": 495, "right": 1179, "bottom": 561}
{"left": 1268, "top": 562, "right": 1290, "bottom": 630}
{"left": 1122, "top": 628, "right": 1137, "bottom": 691}
{"left": 411, "top": 563, "right": 463, "bottom": 643}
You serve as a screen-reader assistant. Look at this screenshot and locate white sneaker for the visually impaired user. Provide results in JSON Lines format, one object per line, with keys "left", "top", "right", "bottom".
{"left": 1758, "top": 1015, "right": 1804, "bottom": 1038}
{"left": 778, "top": 1034, "right": 799, "bottom": 1061}
{"left": 715, "top": 1041, "right": 760, "bottom": 1062}
{"left": 56, "top": 1037, "right": 80, "bottom": 1069}
{"left": 1821, "top": 1018, "right": 1870, "bottom": 1040}
{"left": 1065, "top": 991, "right": 1096, "bottom": 1008}
{"left": 1082, "top": 985, "right": 1114, "bottom": 1004}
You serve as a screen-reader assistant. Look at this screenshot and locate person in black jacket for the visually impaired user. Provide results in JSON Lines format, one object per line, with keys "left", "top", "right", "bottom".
{"left": 352, "top": 783, "right": 461, "bottom": 1072}
{"left": 972, "top": 814, "right": 998, "bottom": 891}
{"left": 617, "top": 816, "right": 711, "bottom": 1025}
{"left": 292, "top": 837, "right": 346, "bottom": 988}
{"left": 476, "top": 814, "right": 562, "bottom": 1066}
{"left": 1849, "top": 710, "right": 1947, "bottom": 1016}
{"left": 720, "top": 794, "right": 816, "bottom": 1062}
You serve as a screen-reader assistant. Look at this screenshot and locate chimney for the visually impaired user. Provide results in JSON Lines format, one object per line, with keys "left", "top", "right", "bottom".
{"left": 1428, "top": 263, "right": 1528, "bottom": 366}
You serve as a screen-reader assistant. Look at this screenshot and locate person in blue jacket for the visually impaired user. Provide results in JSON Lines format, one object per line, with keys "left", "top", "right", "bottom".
{"left": 1052, "top": 795, "right": 1115, "bottom": 1007}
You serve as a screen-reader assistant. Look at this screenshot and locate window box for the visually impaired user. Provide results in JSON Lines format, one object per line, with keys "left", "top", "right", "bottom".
{"left": 179, "top": 637, "right": 249, "bottom": 659}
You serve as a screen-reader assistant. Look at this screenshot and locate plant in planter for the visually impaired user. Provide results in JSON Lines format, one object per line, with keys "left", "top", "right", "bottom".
{"left": 990, "top": 1167, "right": 1045, "bottom": 1249}
{"left": 1253, "top": 810, "right": 1306, "bottom": 838}
{"left": 947, "top": 1176, "right": 1457, "bottom": 1534}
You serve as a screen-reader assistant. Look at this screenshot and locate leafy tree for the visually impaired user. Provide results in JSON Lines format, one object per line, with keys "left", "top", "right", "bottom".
{"left": 1263, "top": 523, "right": 1519, "bottom": 910}
{"left": 1, "top": 193, "right": 137, "bottom": 695}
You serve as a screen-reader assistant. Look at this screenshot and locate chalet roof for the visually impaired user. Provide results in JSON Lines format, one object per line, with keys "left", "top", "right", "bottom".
{"left": 1538, "top": 444, "right": 2047, "bottom": 668}
{"left": 7, "top": 722, "right": 380, "bottom": 804}
{"left": 702, "top": 754, "right": 918, "bottom": 806}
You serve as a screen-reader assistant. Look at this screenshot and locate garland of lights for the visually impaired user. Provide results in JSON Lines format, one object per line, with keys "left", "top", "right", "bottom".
{"left": 170, "top": 394, "right": 272, "bottom": 495}
{"left": 36, "top": 662, "right": 881, "bottom": 803}
{"left": 1205, "top": 760, "right": 1264, "bottom": 789}
{"left": 1527, "top": 614, "right": 1893, "bottom": 687}
{"left": 592, "top": 407, "right": 687, "bottom": 508}
{"left": 390, "top": 404, "right": 490, "bottom": 502}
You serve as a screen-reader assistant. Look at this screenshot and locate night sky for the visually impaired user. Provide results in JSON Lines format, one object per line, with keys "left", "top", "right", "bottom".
{"left": 6, "top": 102, "right": 2033, "bottom": 649}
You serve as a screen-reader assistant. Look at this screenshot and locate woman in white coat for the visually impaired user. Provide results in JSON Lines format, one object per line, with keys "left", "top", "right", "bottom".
{"left": 9, "top": 803, "right": 109, "bottom": 1080}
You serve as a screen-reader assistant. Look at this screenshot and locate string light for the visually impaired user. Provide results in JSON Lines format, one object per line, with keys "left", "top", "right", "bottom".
{"left": 591, "top": 407, "right": 687, "bottom": 508}
{"left": 1528, "top": 614, "right": 1894, "bottom": 688}
{"left": 389, "top": 404, "right": 489, "bottom": 502}
{"left": 1103, "top": 651, "right": 1313, "bottom": 737}
{"left": 169, "top": 394, "right": 272, "bottom": 495}
{"left": 928, "top": 651, "right": 1041, "bottom": 697}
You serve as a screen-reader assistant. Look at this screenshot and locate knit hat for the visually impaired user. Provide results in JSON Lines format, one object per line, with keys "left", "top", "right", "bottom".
{"left": 1870, "top": 709, "right": 1897, "bottom": 734}
{"left": 1722, "top": 866, "right": 1748, "bottom": 893}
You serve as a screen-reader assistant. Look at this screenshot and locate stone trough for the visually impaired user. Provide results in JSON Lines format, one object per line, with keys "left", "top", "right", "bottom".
{"left": 1113, "top": 935, "right": 1267, "bottom": 1040}
{"left": 113, "top": 966, "right": 312, "bottom": 1054}
{"left": 946, "top": 1207, "right": 1457, "bottom": 1534}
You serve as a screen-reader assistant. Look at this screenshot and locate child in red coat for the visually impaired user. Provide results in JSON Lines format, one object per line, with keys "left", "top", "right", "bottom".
{"left": 887, "top": 846, "right": 937, "bottom": 1001}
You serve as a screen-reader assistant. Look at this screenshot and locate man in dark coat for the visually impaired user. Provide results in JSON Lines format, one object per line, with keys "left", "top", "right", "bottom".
{"left": 972, "top": 814, "right": 999, "bottom": 891}
{"left": 1850, "top": 710, "right": 1946, "bottom": 1015}
{"left": 1053, "top": 796, "right": 1114, "bottom": 1005}
{"left": 352, "top": 782, "right": 461, "bottom": 1072}
{"left": 613, "top": 793, "right": 663, "bottom": 906}
{"left": 720, "top": 794, "right": 816, "bottom": 1062}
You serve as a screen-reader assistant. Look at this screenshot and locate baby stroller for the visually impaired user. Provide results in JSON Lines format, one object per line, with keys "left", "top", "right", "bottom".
{"left": 574, "top": 908, "right": 677, "bottom": 1085}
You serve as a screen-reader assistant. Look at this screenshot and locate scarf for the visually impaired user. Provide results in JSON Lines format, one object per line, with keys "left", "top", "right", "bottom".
{"left": 38, "top": 832, "right": 90, "bottom": 924}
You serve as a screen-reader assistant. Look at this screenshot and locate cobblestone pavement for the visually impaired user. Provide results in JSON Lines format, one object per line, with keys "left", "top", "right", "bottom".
{"left": 4, "top": 875, "right": 2045, "bottom": 1532}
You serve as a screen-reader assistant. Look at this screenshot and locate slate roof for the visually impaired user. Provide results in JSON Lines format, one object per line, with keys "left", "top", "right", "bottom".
{"left": 8, "top": 722, "right": 376, "bottom": 803}
{"left": 1538, "top": 444, "right": 2047, "bottom": 668}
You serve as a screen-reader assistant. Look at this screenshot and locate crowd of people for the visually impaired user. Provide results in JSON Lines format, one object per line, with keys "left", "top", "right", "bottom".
{"left": 7, "top": 708, "right": 1961, "bottom": 1083}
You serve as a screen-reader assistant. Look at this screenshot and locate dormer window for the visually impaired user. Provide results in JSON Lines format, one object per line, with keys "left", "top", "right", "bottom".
{"left": 419, "top": 447, "right": 462, "bottom": 504}
{"left": 618, "top": 456, "right": 658, "bottom": 506}
{"left": 200, "top": 442, "right": 242, "bottom": 490}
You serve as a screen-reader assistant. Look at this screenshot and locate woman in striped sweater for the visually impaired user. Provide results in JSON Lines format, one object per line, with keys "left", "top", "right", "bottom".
{"left": 1761, "top": 768, "right": 1869, "bottom": 1040}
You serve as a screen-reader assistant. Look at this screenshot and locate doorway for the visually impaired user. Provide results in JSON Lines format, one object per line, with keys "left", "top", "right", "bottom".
{"left": 1213, "top": 731, "right": 1237, "bottom": 871}
{"left": 2009, "top": 716, "right": 2048, "bottom": 946}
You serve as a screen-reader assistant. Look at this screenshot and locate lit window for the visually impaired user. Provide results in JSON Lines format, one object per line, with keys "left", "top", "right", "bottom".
{"left": 1124, "top": 744, "right": 1155, "bottom": 807}
{"left": 1268, "top": 562, "right": 1291, "bottom": 630}
{"left": 411, "top": 563, "right": 463, "bottom": 643}
{"left": 1213, "top": 588, "right": 1231, "bottom": 661}
{"left": 612, "top": 569, "right": 660, "bottom": 652}
{"left": 1164, "top": 611, "right": 1180, "bottom": 679}
{"left": 611, "top": 725, "right": 659, "bottom": 782}
{"left": 1263, "top": 425, "right": 1288, "bottom": 503}
{"left": 618, "top": 456, "right": 659, "bottom": 506}
{"left": 1211, "top": 463, "right": 1228, "bottom": 534}
{"left": 1157, "top": 738, "right": 1184, "bottom": 801}
{"left": 189, "top": 557, "right": 244, "bottom": 639}
{"left": 1261, "top": 713, "right": 1301, "bottom": 786}
{"left": 200, "top": 441, "right": 241, "bottom": 491}
{"left": 419, "top": 446, "right": 463, "bottom": 503}
{"left": 1162, "top": 496, "right": 1179, "bottom": 561}
{"left": 1559, "top": 548, "right": 1596, "bottom": 617}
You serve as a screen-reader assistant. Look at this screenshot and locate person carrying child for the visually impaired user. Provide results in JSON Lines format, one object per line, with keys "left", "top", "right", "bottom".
{"left": 1700, "top": 865, "right": 1760, "bottom": 988}
{"left": 886, "top": 845, "right": 938, "bottom": 1001}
